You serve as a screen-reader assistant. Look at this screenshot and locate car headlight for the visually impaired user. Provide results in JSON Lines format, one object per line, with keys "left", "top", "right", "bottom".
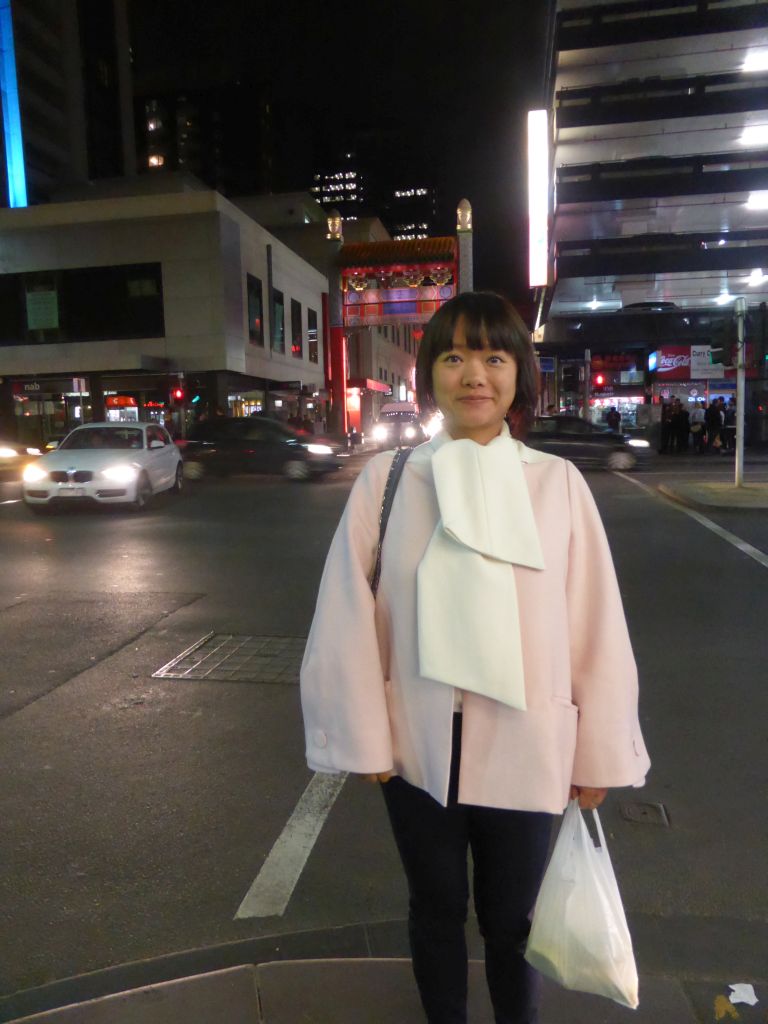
{"left": 627, "top": 439, "right": 650, "bottom": 448}
{"left": 373, "top": 425, "right": 389, "bottom": 441}
{"left": 305, "top": 443, "right": 333, "bottom": 455}
{"left": 101, "top": 465, "right": 139, "bottom": 483}
{"left": 26, "top": 447, "right": 41, "bottom": 456}
{"left": 0, "top": 447, "right": 19, "bottom": 458}
{"left": 23, "top": 464, "right": 48, "bottom": 483}
{"left": 403, "top": 426, "right": 417, "bottom": 439}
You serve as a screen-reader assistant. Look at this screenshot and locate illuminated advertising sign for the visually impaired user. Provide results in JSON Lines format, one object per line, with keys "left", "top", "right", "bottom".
{"left": 527, "top": 110, "right": 549, "bottom": 288}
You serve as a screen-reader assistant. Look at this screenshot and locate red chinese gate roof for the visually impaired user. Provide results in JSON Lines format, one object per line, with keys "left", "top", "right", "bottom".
{"left": 338, "top": 237, "right": 457, "bottom": 269}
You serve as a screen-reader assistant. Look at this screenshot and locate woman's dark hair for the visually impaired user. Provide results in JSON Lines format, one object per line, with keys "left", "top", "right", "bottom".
{"left": 415, "top": 291, "right": 539, "bottom": 439}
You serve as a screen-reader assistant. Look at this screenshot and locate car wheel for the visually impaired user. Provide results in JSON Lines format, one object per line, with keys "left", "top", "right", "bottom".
{"left": 284, "top": 459, "right": 311, "bottom": 481}
{"left": 606, "top": 450, "right": 637, "bottom": 471}
{"left": 131, "top": 473, "right": 152, "bottom": 511}
{"left": 183, "top": 460, "right": 204, "bottom": 480}
{"left": 171, "top": 463, "right": 184, "bottom": 492}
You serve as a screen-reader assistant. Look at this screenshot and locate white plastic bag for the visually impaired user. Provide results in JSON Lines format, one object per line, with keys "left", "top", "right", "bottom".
{"left": 525, "top": 799, "right": 639, "bottom": 1009}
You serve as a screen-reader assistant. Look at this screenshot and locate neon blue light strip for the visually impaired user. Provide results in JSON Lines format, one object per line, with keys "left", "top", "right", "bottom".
{"left": 0, "top": 0, "right": 27, "bottom": 207}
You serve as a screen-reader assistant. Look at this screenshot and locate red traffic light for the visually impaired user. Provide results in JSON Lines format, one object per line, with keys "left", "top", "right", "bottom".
{"left": 593, "top": 373, "right": 605, "bottom": 387}
{"left": 171, "top": 387, "right": 185, "bottom": 401}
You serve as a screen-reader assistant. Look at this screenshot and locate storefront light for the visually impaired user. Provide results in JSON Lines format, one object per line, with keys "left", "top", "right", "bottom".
{"left": 746, "top": 191, "right": 768, "bottom": 210}
{"left": 747, "top": 268, "right": 767, "bottom": 287}
{"left": 715, "top": 291, "right": 734, "bottom": 305}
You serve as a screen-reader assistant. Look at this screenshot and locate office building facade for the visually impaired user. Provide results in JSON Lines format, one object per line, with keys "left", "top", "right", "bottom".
{"left": 539, "top": 0, "right": 768, "bottom": 431}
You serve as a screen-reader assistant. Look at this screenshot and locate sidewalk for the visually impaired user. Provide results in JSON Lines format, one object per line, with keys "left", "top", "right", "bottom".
{"left": 3, "top": 914, "right": 766, "bottom": 1023}
{"left": 657, "top": 479, "right": 768, "bottom": 511}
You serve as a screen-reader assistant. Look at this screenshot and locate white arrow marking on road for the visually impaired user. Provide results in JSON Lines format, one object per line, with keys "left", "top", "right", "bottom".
{"left": 234, "top": 771, "right": 347, "bottom": 919}
{"left": 616, "top": 473, "right": 768, "bottom": 570}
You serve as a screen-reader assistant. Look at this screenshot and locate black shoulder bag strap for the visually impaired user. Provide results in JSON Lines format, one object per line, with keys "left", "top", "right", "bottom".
{"left": 370, "top": 447, "right": 413, "bottom": 596}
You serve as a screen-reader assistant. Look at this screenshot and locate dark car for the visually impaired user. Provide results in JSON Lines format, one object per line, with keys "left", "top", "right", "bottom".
{"left": 525, "top": 416, "right": 651, "bottom": 470}
{"left": 180, "top": 416, "right": 341, "bottom": 481}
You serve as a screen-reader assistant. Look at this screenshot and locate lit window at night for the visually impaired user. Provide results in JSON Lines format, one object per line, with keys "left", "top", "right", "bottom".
{"left": 148, "top": 154, "right": 165, "bottom": 167}
{"left": 147, "top": 118, "right": 161, "bottom": 131}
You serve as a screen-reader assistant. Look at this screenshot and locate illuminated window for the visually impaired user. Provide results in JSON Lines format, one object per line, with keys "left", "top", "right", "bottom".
{"left": 148, "top": 154, "right": 165, "bottom": 167}
{"left": 147, "top": 118, "right": 161, "bottom": 131}
{"left": 291, "top": 298, "right": 303, "bottom": 359}
{"left": 272, "top": 289, "right": 285, "bottom": 353}
{"left": 308, "top": 308, "right": 318, "bottom": 363}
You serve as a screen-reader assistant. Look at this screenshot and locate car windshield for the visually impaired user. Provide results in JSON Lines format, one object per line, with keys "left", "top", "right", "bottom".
{"left": 59, "top": 428, "right": 144, "bottom": 450}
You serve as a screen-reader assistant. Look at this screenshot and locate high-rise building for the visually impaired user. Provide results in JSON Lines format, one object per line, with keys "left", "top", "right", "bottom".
{"left": 310, "top": 123, "right": 438, "bottom": 238}
{"left": 537, "top": 0, "right": 768, "bottom": 429}
{"left": 134, "top": 81, "right": 273, "bottom": 196}
{"left": 0, "top": 0, "right": 135, "bottom": 208}
{"left": 309, "top": 150, "right": 364, "bottom": 220}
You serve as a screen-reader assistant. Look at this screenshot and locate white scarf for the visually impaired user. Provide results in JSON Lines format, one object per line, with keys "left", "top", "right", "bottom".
{"left": 416, "top": 426, "right": 545, "bottom": 709}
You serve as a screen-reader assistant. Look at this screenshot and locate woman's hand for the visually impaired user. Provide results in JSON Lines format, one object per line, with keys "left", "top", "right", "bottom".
{"left": 570, "top": 785, "right": 608, "bottom": 810}
{"left": 358, "top": 771, "right": 394, "bottom": 783}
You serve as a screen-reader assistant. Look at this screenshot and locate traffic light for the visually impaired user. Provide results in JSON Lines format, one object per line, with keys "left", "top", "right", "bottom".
{"left": 709, "top": 319, "right": 737, "bottom": 367}
{"left": 592, "top": 372, "right": 606, "bottom": 389}
{"left": 170, "top": 386, "right": 185, "bottom": 403}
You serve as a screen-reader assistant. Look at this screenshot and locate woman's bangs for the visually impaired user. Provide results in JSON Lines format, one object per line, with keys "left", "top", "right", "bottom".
{"left": 462, "top": 310, "right": 518, "bottom": 355}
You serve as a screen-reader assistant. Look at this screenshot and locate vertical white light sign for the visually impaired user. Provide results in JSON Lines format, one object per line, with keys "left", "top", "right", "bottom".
{"left": 528, "top": 109, "right": 549, "bottom": 288}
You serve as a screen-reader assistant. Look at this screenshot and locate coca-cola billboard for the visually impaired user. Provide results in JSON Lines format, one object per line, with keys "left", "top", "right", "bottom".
{"left": 654, "top": 346, "right": 691, "bottom": 380}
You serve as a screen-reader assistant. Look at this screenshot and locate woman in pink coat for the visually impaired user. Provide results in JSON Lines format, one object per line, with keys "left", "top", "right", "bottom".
{"left": 301, "top": 292, "right": 650, "bottom": 1024}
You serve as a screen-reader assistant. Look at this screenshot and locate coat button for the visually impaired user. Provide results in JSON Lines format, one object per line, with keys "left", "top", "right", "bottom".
{"left": 313, "top": 729, "right": 327, "bottom": 748}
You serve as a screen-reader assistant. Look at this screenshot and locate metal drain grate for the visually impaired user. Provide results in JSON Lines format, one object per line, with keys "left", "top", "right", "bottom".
{"left": 152, "top": 633, "right": 306, "bottom": 684}
{"left": 619, "top": 801, "right": 670, "bottom": 827}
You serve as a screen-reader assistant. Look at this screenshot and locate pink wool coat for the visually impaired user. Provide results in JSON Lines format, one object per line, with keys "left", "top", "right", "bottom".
{"left": 300, "top": 437, "right": 650, "bottom": 814}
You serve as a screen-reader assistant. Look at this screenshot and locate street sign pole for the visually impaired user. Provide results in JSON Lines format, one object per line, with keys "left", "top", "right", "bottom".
{"left": 735, "top": 297, "right": 746, "bottom": 487}
{"left": 583, "top": 348, "right": 591, "bottom": 420}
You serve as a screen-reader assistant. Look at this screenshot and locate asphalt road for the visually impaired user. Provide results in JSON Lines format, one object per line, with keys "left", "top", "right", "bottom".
{"left": 0, "top": 453, "right": 766, "bottom": 1009}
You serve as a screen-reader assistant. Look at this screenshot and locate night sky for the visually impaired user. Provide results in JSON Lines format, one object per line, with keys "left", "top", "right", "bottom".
{"left": 129, "top": 1, "right": 550, "bottom": 308}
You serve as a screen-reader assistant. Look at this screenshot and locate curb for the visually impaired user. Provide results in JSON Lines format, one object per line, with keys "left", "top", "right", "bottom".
{"left": 657, "top": 483, "right": 768, "bottom": 512}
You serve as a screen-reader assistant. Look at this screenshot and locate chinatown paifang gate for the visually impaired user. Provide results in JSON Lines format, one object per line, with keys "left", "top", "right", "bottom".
{"left": 324, "top": 201, "right": 473, "bottom": 434}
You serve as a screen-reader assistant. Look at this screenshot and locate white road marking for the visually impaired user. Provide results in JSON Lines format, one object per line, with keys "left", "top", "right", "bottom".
{"left": 616, "top": 473, "right": 768, "bottom": 570}
{"left": 234, "top": 771, "right": 348, "bottom": 919}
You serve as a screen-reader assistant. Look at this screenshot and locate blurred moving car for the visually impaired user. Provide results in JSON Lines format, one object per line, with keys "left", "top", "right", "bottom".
{"left": 180, "top": 416, "right": 341, "bottom": 481}
{"left": 526, "top": 415, "right": 651, "bottom": 470}
{"left": 22, "top": 422, "right": 183, "bottom": 513}
{"left": 0, "top": 439, "right": 41, "bottom": 481}
{"left": 370, "top": 402, "right": 428, "bottom": 449}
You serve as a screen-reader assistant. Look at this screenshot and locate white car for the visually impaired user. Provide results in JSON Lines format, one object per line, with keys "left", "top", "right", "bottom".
{"left": 22, "top": 422, "right": 183, "bottom": 513}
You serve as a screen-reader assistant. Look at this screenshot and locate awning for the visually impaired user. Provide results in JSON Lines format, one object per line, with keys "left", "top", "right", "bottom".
{"left": 347, "top": 377, "right": 391, "bottom": 393}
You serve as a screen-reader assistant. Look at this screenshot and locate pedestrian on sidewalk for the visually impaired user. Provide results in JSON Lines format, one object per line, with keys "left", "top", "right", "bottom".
{"left": 689, "top": 401, "right": 706, "bottom": 453}
{"left": 705, "top": 400, "right": 724, "bottom": 452}
{"left": 606, "top": 405, "right": 621, "bottom": 432}
{"left": 301, "top": 292, "right": 651, "bottom": 1024}
{"left": 659, "top": 400, "right": 673, "bottom": 453}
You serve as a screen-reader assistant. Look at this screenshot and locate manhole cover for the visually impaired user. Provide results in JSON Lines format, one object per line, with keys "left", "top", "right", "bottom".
{"left": 153, "top": 633, "right": 306, "bottom": 684}
{"left": 619, "top": 801, "right": 670, "bottom": 827}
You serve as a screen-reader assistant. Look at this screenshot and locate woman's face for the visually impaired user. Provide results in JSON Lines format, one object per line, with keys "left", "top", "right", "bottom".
{"left": 431, "top": 317, "right": 518, "bottom": 445}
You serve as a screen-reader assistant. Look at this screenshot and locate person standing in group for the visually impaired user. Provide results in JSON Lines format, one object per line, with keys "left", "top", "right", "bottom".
{"left": 706, "top": 399, "right": 724, "bottom": 451}
{"left": 659, "top": 401, "right": 673, "bottom": 453}
{"left": 675, "top": 399, "right": 690, "bottom": 453}
{"left": 300, "top": 292, "right": 650, "bottom": 1024}
{"left": 689, "top": 400, "right": 706, "bottom": 454}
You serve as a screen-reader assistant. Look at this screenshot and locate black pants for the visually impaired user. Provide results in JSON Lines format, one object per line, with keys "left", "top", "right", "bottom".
{"left": 381, "top": 715, "right": 553, "bottom": 1024}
